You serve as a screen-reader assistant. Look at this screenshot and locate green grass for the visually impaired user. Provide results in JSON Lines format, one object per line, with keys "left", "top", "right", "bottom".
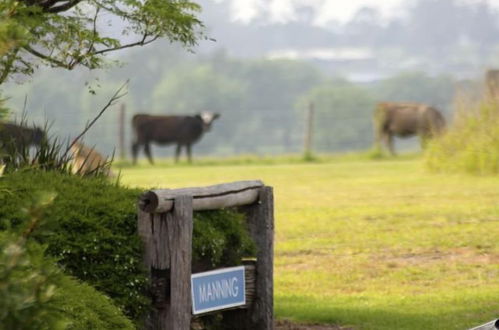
{"left": 117, "top": 155, "right": 499, "bottom": 330}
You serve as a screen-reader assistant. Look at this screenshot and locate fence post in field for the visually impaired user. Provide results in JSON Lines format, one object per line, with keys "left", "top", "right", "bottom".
{"left": 137, "top": 181, "right": 274, "bottom": 330}
{"left": 118, "top": 103, "right": 126, "bottom": 160}
{"left": 304, "top": 101, "right": 315, "bottom": 158}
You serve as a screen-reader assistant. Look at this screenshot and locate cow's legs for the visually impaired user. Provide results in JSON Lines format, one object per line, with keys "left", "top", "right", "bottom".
{"left": 175, "top": 144, "right": 182, "bottom": 163}
{"left": 383, "top": 133, "right": 395, "bottom": 156}
{"left": 144, "top": 143, "right": 154, "bottom": 165}
{"left": 186, "top": 144, "right": 192, "bottom": 163}
{"left": 131, "top": 141, "right": 140, "bottom": 165}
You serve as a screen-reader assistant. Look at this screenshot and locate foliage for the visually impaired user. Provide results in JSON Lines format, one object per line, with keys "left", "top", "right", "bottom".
{"left": 55, "top": 276, "right": 135, "bottom": 330}
{"left": 425, "top": 100, "right": 499, "bottom": 174}
{"left": 0, "top": 188, "right": 133, "bottom": 330}
{"left": 0, "top": 170, "right": 149, "bottom": 321}
{"left": 0, "top": 235, "right": 135, "bottom": 330}
{"left": 193, "top": 209, "right": 255, "bottom": 271}
{"left": 0, "top": 231, "right": 69, "bottom": 330}
{"left": 0, "top": 0, "right": 204, "bottom": 85}
{"left": 373, "top": 72, "right": 455, "bottom": 112}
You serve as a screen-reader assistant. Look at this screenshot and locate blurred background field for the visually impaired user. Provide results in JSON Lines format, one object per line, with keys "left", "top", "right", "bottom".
{"left": 118, "top": 155, "right": 499, "bottom": 330}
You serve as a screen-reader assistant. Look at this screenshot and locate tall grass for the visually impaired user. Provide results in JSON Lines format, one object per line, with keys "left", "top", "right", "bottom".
{"left": 425, "top": 97, "right": 499, "bottom": 174}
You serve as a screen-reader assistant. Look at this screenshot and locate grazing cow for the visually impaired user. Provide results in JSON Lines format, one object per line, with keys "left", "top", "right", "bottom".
{"left": 373, "top": 102, "right": 446, "bottom": 155}
{"left": 69, "top": 141, "right": 113, "bottom": 176}
{"left": 131, "top": 112, "right": 220, "bottom": 164}
{"left": 0, "top": 122, "right": 45, "bottom": 150}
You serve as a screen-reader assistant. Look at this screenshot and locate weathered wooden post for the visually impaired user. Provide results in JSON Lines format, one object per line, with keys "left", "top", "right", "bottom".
{"left": 138, "top": 196, "right": 193, "bottom": 329}
{"left": 137, "top": 180, "right": 274, "bottom": 330}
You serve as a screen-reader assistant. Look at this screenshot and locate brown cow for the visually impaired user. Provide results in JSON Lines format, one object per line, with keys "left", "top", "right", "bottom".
{"left": 131, "top": 112, "right": 220, "bottom": 164}
{"left": 373, "top": 102, "right": 446, "bottom": 155}
{"left": 69, "top": 141, "right": 113, "bottom": 176}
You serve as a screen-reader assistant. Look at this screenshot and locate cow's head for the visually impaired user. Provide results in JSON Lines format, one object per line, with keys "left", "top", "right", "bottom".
{"left": 197, "top": 112, "right": 220, "bottom": 132}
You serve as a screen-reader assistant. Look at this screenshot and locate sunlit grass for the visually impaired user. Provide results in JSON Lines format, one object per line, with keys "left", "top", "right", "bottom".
{"left": 117, "top": 155, "right": 499, "bottom": 330}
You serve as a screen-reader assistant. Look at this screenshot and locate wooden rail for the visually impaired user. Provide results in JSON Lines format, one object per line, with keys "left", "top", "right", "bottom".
{"left": 138, "top": 180, "right": 264, "bottom": 213}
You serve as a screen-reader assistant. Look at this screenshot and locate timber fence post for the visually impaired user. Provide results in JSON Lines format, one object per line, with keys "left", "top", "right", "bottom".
{"left": 138, "top": 195, "right": 193, "bottom": 330}
{"left": 241, "top": 186, "right": 274, "bottom": 329}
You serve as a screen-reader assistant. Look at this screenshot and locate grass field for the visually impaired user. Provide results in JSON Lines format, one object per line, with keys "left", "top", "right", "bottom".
{"left": 117, "top": 155, "right": 499, "bottom": 330}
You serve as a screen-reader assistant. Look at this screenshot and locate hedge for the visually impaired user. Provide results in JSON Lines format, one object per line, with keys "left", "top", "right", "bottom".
{"left": 0, "top": 169, "right": 256, "bottom": 324}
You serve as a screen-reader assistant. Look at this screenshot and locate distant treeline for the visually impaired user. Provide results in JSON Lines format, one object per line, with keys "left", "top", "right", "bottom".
{"left": 196, "top": 0, "right": 499, "bottom": 73}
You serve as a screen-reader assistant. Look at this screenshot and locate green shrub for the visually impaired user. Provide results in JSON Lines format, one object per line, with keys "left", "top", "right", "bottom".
{"left": 0, "top": 169, "right": 257, "bottom": 324}
{"left": 193, "top": 209, "right": 256, "bottom": 271}
{"left": 0, "top": 231, "right": 69, "bottom": 330}
{"left": 425, "top": 101, "right": 499, "bottom": 174}
{"left": 0, "top": 170, "right": 149, "bottom": 321}
{"left": 56, "top": 276, "right": 134, "bottom": 330}
{"left": 0, "top": 231, "right": 134, "bottom": 330}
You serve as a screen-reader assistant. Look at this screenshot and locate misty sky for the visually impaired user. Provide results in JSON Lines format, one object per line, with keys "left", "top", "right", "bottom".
{"left": 223, "top": 0, "right": 499, "bottom": 25}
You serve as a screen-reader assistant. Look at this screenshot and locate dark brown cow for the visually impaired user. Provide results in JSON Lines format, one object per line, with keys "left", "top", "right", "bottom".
{"left": 0, "top": 122, "right": 45, "bottom": 150}
{"left": 373, "top": 102, "right": 446, "bottom": 155}
{"left": 131, "top": 112, "right": 220, "bottom": 164}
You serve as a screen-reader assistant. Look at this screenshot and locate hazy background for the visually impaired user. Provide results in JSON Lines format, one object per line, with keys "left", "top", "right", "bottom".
{"left": 4, "top": 0, "right": 499, "bottom": 159}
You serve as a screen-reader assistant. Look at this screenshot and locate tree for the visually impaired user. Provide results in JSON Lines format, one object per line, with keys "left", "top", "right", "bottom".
{"left": 0, "top": 0, "right": 204, "bottom": 85}
{"left": 296, "top": 81, "right": 376, "bottom": 152}
{"left": 373, "top": 71, "right": 455, "bottom": 114}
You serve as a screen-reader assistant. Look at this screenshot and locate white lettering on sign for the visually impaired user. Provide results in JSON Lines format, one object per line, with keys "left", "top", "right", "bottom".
{"left": 191, "top": 266, "right": 246, "bottom": 314}
{"left": 198, "top": 277, "right": 239, "bottom": 303}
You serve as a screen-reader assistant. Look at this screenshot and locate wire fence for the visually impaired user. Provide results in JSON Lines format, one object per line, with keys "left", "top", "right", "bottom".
{"left": 15, "top": 103, "right": 422, "bottom": 161}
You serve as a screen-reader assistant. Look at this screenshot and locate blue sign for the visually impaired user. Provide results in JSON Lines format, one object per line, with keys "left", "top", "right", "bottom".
{"left": 191, "top": 266, "right": 246, "bottom": 315}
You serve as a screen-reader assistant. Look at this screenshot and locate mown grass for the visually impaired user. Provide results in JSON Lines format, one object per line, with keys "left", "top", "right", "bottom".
{"left": 117, "top": 155, "right": 499, "bottom": 330}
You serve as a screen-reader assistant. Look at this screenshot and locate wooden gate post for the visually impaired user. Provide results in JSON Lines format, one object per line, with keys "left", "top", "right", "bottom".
{"left": 138, "top": 181, "right": 274, "bottom": 330}
{"left": 138, "top": 195, "right": 193, "bottom": 330}
{"left": 244, "top": 186, "right": 274, "bottom": 329}
{"left": 224, "top": 186, "right": 274, "bottom": 330}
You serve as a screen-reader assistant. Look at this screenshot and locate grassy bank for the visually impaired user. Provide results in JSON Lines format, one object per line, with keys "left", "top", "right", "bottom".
{"left": 117, "top": 155, "right": 499, "bottom": 330}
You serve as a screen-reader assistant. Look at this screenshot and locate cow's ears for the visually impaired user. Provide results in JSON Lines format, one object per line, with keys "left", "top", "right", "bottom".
{"left": 213, "top": 113, "right": 221, "bottom": 119}
{"left": 195, "top": 114, "right": 203, "bottom": 120}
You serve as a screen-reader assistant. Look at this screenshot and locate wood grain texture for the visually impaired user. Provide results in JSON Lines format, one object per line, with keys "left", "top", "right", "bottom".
{"left": 245, "top": 187, "right": 274, "bottom": 330}
{"left": 166, "top": 195, "right": 193, "bottom": 330}
{"left": 139, "top": 180, "right": 264, "bottom": 213}
{"left": 138, "top": 196, "right": 193, "bottom": 330}
{"left": 224, "top": 187, "right": 274, "bottom": 330}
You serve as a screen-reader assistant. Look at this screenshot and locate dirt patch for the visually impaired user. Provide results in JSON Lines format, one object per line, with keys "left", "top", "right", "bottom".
{"left": 275, "top": 319, "right": 354, "bottom": 330}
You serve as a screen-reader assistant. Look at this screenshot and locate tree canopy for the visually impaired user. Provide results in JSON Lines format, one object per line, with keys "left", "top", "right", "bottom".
{"left": 0, "top": 0, "right": 204, "bottom": 85}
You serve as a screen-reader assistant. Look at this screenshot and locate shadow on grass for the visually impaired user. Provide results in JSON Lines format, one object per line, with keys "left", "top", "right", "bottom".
{"left": 275, "top": 294, "right": 499, "bottom": 330}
